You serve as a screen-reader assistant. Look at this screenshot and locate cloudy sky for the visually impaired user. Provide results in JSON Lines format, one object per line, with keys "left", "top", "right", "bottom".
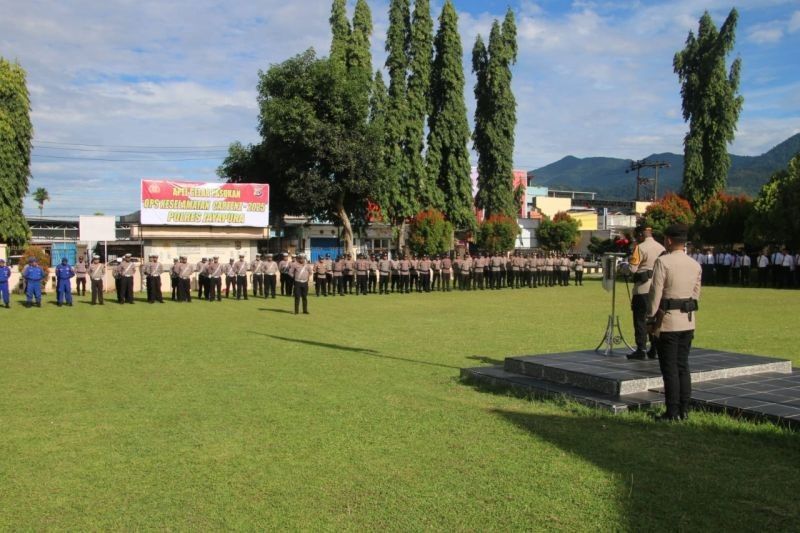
{"left": 2, "top": 0, "right": 798, "bottom": 217}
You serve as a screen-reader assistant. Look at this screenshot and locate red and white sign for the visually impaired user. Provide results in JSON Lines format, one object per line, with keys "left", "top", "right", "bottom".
{"left": 141, "top": 180, "right": 269, "bottom": 227}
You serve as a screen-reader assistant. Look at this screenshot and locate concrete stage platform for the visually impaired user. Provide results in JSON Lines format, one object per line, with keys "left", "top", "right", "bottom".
{"left": 462, "top": 349, "right": 800, "bottom": 427}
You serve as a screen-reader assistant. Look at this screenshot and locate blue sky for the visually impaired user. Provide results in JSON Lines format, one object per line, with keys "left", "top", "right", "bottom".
{"left": 1, "top": 0, "right": 798, "bottom": 217}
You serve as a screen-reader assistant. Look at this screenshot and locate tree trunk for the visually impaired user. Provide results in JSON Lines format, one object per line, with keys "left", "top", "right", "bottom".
{"left": 397, "top": 218, "right": 407, "bottom": 256}
{"left": 336, "top": 197, "right": 355, "bottom": 257}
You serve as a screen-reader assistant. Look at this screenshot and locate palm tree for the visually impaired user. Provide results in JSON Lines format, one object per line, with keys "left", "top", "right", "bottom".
{"left": 33, "top": 187, "right": 50, "bottom": 216}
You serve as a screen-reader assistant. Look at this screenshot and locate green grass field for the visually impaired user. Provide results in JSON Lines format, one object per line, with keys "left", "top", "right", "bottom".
{"left": 1, "top": 280, "right": 798, "bottom": 530}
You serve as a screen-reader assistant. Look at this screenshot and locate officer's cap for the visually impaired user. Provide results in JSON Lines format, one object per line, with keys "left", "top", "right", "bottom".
{"left": 266, "top": 253, "right": 273, "bottom": 258}
{"left": 173, "top": 258, "right": 179, "bottom": 262}
{"left": 229, "top": 258, "right": 234, "bottom": 262}
{"left": 239, "top": 253, "right": 245, "bottom": 257}
{"left": 28, "top": 257, "right": 36, "bottom": 263}
{"left": 61, "top": 257, "right": 68, "bottom": 263}
{"left": 124, "top": 253, "right": 132, "bottom": 257}
{"left": 664, "top": 223, "right": 689, "bottom": 242}
{"left": 213, "top": 255, "right": 219, "bottom": 259}
{"left": 202, "top": 257, "right": 207, "bottom": 261}
{"left": 0, "top": 258, "right": 5, "bottom": 263}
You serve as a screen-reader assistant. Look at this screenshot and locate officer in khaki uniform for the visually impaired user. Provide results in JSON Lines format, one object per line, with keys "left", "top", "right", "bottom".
{"left": 206, "top": 256, "right": 224, "bottom": 301}
{"left": 289, "top": 253, "right": 313, "bottom": 314}
{"left": 647, "top": 223, "right": 702, "bottom": 421}
{"left": 627, "top": 225, "right": 666, "bottom": 359}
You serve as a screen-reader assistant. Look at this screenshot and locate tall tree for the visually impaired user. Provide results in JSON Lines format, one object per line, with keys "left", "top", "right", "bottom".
{"left": 407, "top": 0, "right": 436, "bottom": 207}
{"left": 382, "top": 0, "right": 415, "bottom": 245}
{"left": 674, "top": 9, "right": 743, "bottom": 211}
{"left": 473, "top": 9, "right": 518, "bottom": 218}
{"left": 329, "top": 0, "right": 351, "bottom": 69}
{"left": 0, "top": 58, "right": 32, "bottom": 245}
{"left": 348, "top": 0, "right": 373, "bottom": 105}
{"left": 249, "top": 49, "right": 382, "bottom": 256}
{"left": 33, "top": 187, "right": 49, "bottom": 217}
{"left": 426, "top": 0, "right": 474, "bottom": 231}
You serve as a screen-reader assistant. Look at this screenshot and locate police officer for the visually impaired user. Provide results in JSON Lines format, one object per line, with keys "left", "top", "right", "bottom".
{"left": 289, "top": 253, "right": 313, "bottom": 314}
{"left": 314, "top": 256, "right": 328, "bottom": 296}
{"left": 143, "top": 254, "right": 164, "bottom": 303}
{"left": 0, "top": 258, "right": 11, "bottom": 308}
{"left": 74, "top": 256, "right": 88, "bottom": 296}
{"left": 206, "top": 256, "right": 224, "bottom": 301}
{"left": 55, "top": 257, "right": 75, "bottom": 307}
{"left": 368, "top": 254, "right": 378, "bottom": 294}
{"left": 251, "top": 254, "right": 264, "bottom": 297}
{"left": 170, "top": 258, "right": 180, "bottom": 300}
{"left": 418, "top": 254, "right": 432, "bottom": 292}
{"left": 263, "top": 253, "right": 279, "bottom": 298}
{"left": 224, "top": 258, "right": 236, "bottom": 297}
{"left": 398, "top": 254, "right": 411, "bottom": 293}
{"left": 233, "top": 254, "right": 249, "bottom": 300}
{"left": 441, "top": 254, "right": 453, "bottom": 291}
{"left": 116, "top": 253, "right": 136, "bottom": 304}
{"left": 332, "top": 255, "right": 345, "bottom": 295}
{"left": 22, "top": 257, "right": 45, "bottom": 307}
{"left": 279, "top": 253, "right": 291, "bottom": 296}
{"left": 647, "top": 223, "right": 702, "bottom": 421}
{"left": 177, "top": 256, "right": 194, "bottom": 302}
{"left": 196, "top": 258, "right": 209, "bottom": 299}
{"left": 355, "top": 253, "right": 369, "bottom": 295}
{"left": 378, "top": 253, "right": 392, "bottom": 294}
{"left": 574, "top": 255, "right": 585, "bottom": 286}
{"left": 89, "top": 254, "right": 106, "bottom": 305}
{"left": 343, "top": 253, "right": 355, "bottom": 294}
{"left": 627, "top": 225, "right": 666, "bottom": 360}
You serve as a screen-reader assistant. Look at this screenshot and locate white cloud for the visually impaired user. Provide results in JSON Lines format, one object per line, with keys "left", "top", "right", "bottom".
{"left": 748, "top": 24, "right": 784, "bottom": 44}
{"left": 2, "top": 0, "right": 798, "bottom": 214}
{"left": 788, "top": 10, "right": 800, "bottom": 32}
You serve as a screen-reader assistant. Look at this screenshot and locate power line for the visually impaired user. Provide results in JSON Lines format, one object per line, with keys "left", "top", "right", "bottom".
{"left": 34, "top": 145, "right": 228, "bottom": 154}
{"left": 36, "top": 140, "right": 231, "bottom": 149}
{"left": 33, "top": 154, "right": 224, "bottom": 162}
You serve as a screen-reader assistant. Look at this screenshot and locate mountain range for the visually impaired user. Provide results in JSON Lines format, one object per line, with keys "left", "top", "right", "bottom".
{"left": 530, "top": 132, "right": 800, "bottom": 200}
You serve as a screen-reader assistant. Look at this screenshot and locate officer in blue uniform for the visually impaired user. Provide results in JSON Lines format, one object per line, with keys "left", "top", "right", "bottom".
{"left": 55, "top": 257, "right": 76, "bottom": 307}
{"left": 22, "top": 257, "right": 45, "bottom": 307}
{"left": 0, "top": 258, "right": 11, "bottom": 308}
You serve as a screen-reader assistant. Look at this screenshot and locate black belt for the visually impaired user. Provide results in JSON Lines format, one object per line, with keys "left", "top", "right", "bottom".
{"left": 660, "top": 298, "right": 698, "bottom": 320}
{"left": 633, "top": 270, "right": 653, "bottom": 283}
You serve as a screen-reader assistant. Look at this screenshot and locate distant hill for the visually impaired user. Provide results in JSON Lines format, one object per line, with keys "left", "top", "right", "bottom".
{"left": 531, "top": 132, "right": 800, "bottom": 200}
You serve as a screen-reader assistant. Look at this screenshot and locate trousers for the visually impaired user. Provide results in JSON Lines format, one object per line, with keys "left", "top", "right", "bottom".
{"left": 656, "top": 330, "right": 694, "bottom": 417}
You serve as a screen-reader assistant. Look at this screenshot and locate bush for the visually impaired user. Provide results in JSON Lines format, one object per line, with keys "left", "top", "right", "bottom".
{"left": 694, "top": 192, "right": 753, "bottom": 245}
{"left": 476, "top": 214, "right": 519, "bottom": 254}
{"left": 17, "top": 245, "right": 50, "bottom": 291}
{"left": 536, "top": 212, "right": 580, "bottom": 252}
{"left": 643, "top": 193, "right": 695, "bottom": 239}
{"left": 407, "top": 209, "right": 453, "bottom": 257}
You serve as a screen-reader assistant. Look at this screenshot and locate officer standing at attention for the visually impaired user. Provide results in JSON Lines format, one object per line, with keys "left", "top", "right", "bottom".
{"left": 647, "top": 223, "right": 702, "bottom": 422}
{"left": 378, "top": 253, "right": 392, "bottom": 294}
{"left": 224, "top": 258, "right": 236, "bottom": 297}
{"left": 74, "top": 256, "right": 88, "bottom": 296}
{"left": 418, "top": 254, "right": 432, "bottom": 292}
{"left": 55, "top": 257, "right": 75, "bottom": 307}
{"left": 0, "top": 258, "right": 11, "bottom": 308}
{"left": 314, "top": 256, "right": 328, "bottom": 296}
{"left": 143, "top": 254, "right": 164, "bottom": 303}
{"left": 206, "top": 256, "right": 224, "bottom": 301}
{"left": 289, "top": 253, "right": 313, "bottom": 314}
{"left": 233, "top": 254, "right": 249, "bottom": 300}
{"left": 89, "top": 255, "right": 105, "bottom": 305}
{"left": 170, "top": 258, "right": 180, "bottom": 300}
{"left": 574, "top": 255, "right": 585, "bottom": 286}
{"left": 196, "top": 258, "right": 209, "bottom": 300}
{"left": 355, "top": 253, "right": 369, "bottom": 295}
{"left": 263, "top": 253, "right": 279, "bottom": 298}
{"left": 116, "top": 253, "right": 137, "bottom": 304}
{"left": 251, "top": 254, "right": 264, "bottom": 297}
{"left": 627, "top": 225, "right": 666, "bottom": 360}
{"left": 22, "top": 257, "right": 45, "bottom": 307}
{"left": 177, "top": 256, "right": 194, "bottom": 302}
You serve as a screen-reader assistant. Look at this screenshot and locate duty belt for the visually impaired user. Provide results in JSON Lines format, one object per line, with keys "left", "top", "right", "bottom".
{"left": 659, "top": 298, "right": 699, "bottom": 320}
{"left": 633, "top": 270, "right": 653, "bottom": 283}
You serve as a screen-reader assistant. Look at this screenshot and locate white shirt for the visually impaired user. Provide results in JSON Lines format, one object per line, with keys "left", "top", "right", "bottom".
{"left": 758, "top": 255, "right": 769, "bottom": 268}
{"left": 742, "top": 255, "right": 751, "bottom": 267}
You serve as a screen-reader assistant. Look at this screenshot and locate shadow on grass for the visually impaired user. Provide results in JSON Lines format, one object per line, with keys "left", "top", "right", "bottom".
{"left": 250, "top": 332, "right": 459, "bottom": 370}
{"left": 492, "top": 408, "right": 800, "bottom": 531}
{"left": 466, "top": 355, "right": 505, "bottom": 366}
{"left": 257, "top": 308, "right": 294, "bottom": 314}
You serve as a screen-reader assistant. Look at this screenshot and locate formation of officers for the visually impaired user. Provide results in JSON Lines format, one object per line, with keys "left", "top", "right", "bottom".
{"left": 687, "top": 246, "right": 799, "bottom": 289}
{"left": 12, "top": 249, "right": 588, "bottom": 310}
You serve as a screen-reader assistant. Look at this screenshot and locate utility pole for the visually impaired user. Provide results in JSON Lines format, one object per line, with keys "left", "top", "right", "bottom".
{"left": 626, "top": 160, "right": 670, "bottom": 201}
